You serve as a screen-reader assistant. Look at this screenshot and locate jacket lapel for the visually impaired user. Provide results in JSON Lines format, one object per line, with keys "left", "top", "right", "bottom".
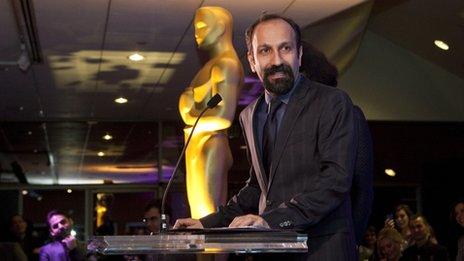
{"left": 267, "top": 78, "right": 312, "bottom": 191}
{"left": 245, "top": 95, "right": 268, "bottom": 193}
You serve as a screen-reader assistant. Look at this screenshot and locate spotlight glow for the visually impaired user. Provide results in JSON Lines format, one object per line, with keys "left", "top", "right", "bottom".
{"left": 385, "top": 168, "right": 396, "bottom": 177}
{"left": 67, "top": 189, "right": 73, "bottom": 193}
{"left": 434, "top": 40, "right": 449, "bottom": 50}
{"left": 22, "top": 190, "right": 28, "bottom": 195}
{"left": 98, "top": 152, "right": 105, "bottom": 157}
{"left": 128, "top": 53, "right": 145, "bottom": 62}
{"left": 102, "top": 134, "right": 113, "bottom": 141}
{"left": 114, "top": 97, "right": 128, "bottom": 104}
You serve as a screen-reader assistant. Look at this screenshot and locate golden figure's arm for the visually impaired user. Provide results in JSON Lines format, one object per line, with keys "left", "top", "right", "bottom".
{"left": 179, "top": 56, "right": 243, "bottom": 131}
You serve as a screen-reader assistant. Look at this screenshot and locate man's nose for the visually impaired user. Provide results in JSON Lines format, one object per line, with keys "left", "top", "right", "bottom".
{"left": 270, "top": 51, "right": 283, "bottom": 65}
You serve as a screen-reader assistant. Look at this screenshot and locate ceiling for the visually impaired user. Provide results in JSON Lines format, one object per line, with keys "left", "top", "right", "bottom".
{"left": 0, "top": 0, "right": 462, "bottom": 185}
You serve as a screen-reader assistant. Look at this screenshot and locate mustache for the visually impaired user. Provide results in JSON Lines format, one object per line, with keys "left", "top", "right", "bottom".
{"left": 263, "top": 64, "right": 293, "bottom": 78}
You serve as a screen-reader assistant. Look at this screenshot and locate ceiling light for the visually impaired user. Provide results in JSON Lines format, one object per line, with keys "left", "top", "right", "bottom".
{"left": 27, "top": 131, "right": 32, "bottom": 135}
{"left": 434, "top": 40, "right": 449, "bottom": 51}
{"left": 98, "top": 152, "right": 105, "bottom": 157}
{"left": 114, "top": 97, "right": 128, "bottom": 104}
{"left": 385, "top": 168, "right": 396, "bottom": 177}
{"left": 67, "top": 189, "right": 73, "bottom": 193}
{"left": 128, "top": 53, "right": 145, "bottom": 62}
{"left": 103, "top": 134, "right": 113, "bottom": 141}
{"left": 22, "top": 190, "right": 28, "bottom": 195}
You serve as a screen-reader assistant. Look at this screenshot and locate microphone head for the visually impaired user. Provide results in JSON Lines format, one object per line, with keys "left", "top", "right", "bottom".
{"left": 207, "top": 94, "right": 222, "bottom": 108}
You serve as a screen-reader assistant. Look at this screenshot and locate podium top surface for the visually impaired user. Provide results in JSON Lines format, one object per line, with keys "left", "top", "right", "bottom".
{"left": 88, "top": 229, "right": 308, "bottom": 255}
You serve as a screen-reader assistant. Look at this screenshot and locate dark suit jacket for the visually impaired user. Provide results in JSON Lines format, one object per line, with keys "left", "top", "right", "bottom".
{"left": 351, "top": 105, "right": 374, "bottom": 244}
{"left": 201, "top": 76, "right": 358, "bottom": 260}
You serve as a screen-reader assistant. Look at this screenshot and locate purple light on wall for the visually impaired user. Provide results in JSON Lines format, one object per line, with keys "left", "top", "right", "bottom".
{"left": 239, "top": 76, "right": 263, "bottom": 106}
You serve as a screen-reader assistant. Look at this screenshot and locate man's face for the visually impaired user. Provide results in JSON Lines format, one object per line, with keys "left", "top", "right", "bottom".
{"left": 410, "top": 217, "right": 430, "bottom": 242}
{"left": 10, "top": 215, "right": 27, "bottom": 236}
{"left": 48, "top": 214, "right": 71, "bottom": 239}
{"left": 143, "top": 207, "right": 160, "bottom": 233}
{"left": 247, "top": 18, "right": 302, "bottom": 96}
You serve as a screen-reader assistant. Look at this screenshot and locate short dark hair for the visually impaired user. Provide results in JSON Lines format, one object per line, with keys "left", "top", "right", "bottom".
{"left": 245, "top": 13, "right": 301, "bottom": 54}
{"left": 144, "top": 199, "right": 161, "bottom": 213}
{"left": 46, "top": 210, "right": 68, "bottom": 227}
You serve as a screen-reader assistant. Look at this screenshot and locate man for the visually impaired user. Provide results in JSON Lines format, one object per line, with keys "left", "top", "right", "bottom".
{"left": 39, "top": 210, "right": 86, "bottom": 261}
{"left": 142, "top": 199, "right": 161, "bottom": 234}
{"left": 401, "top": 215, "right": 449, "bottom": 260}
{"left": 174, "top": 14, "right": 358, "bottom": 260}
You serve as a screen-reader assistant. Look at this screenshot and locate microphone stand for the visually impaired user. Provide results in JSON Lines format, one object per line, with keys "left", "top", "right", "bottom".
{"left": 160, "top": 94, "right": 222, "bottom": 232}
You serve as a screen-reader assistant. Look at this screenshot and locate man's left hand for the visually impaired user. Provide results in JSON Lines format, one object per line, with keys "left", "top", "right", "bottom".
{"left": 229, "top": 214, "right": 270, "bottom": 229}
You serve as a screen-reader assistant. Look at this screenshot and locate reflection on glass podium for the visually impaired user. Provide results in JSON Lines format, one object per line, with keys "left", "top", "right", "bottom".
{"left": 87, "top": 228, "right": 308, "bottom": 255}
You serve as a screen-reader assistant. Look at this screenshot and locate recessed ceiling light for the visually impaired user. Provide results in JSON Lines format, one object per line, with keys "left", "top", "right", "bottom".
{"left": 98, "top": 152, "right": 105, "bottom": 157}
{"left": 67, "top": 189, "right": 73, "bottom": 193}
{"left": 114, "top": 97, "right": 128, "bottom": 104}
{"left": 434, "top": 40, "right": 449, "bottom": 51}
{"left": 385, "top": 168, "right": 396, "bottom": 177}
{"left": 128, "top": 53, "right": 145, "bottom": 62}
{"left": 103, "top": 134, "right": 113, "bottom": 141}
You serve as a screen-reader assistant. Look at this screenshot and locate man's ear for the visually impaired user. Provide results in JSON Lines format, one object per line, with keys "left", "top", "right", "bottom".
{"left": 247, "top": 51, "right": 256, "bottom": 73}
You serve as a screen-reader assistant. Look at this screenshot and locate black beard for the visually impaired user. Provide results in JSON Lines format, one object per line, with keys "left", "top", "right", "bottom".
{"left": 52, "top": 228, "right": 70, "bottom": 240}
{"left": 263, "top": 64, "right": 295, "bottom": 95}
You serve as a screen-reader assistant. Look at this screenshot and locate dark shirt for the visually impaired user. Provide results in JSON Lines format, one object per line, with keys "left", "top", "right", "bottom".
{"left": 401, "top": 240, "right": 449, "bottom": 261}
{"left": 256, "top": 75, "right": 301, "bottom": 157}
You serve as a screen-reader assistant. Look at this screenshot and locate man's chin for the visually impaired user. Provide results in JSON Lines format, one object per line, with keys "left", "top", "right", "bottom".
{"left": 264, "top": 78, "right": 294, "bottom": 95}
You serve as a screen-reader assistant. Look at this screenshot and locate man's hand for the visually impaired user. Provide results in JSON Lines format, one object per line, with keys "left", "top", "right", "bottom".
{"left": 61, "top": 235, "right": 77, "bottom": 250}
{"left": 173, "top": 218, "right": 203, "bottom": 229}
{"left": 229, "top": 214, "right": 270, "bottom": 229}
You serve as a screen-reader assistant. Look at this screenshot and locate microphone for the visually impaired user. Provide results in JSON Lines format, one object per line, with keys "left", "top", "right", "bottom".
{"left": 160, "top": 93, "right": 222, "bottom": 232}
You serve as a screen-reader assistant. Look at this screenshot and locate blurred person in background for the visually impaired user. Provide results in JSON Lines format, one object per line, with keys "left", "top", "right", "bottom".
{"left": 451, "top": 199, "right": 464, "bottom": 261}
{"left": 7, "top": 215, "right": 42, "bottom": 260}
{"left": 142, "top": 199, "right": 161, "bottom": 235}
{"left": 39, "top": 210, "right": 86, "bottom": 261}
{"left": 359, "top": 226, "right": 377, "bottom": 261}
{"left": 385, "top": 205, "right": 414, "bottom": 248}
{"left": 299, "top": 41, "right": 374, "bottom": 246}
{"left": 401, "top": 214, "right": 448, "bottom": 261}
{"left": 376, "top": 228, "right": 403, "bottom": 261}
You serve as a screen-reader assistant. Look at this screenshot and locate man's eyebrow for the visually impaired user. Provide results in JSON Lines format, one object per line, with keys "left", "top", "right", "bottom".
{"left": 256, "top": 43, "right": 270, "bottom": 49}
{"left": 278, "top": 41, "right": 292, "bottom": 48}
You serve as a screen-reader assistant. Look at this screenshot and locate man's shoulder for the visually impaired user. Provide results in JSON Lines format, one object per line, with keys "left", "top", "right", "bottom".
{"left": 239, "top": 95, "right": 262, "bottom": 119}
{"left": 300, "top": 76, "right": 351, "bottom": 103}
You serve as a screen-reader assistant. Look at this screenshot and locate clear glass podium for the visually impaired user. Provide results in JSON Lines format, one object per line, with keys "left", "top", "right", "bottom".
{"left": 87, "top": 228, "right": 308, "bottom": 255}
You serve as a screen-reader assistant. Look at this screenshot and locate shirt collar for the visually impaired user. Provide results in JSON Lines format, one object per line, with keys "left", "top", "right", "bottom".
{"left": 264, "top": 73, "right": 302, "bottom": 105}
